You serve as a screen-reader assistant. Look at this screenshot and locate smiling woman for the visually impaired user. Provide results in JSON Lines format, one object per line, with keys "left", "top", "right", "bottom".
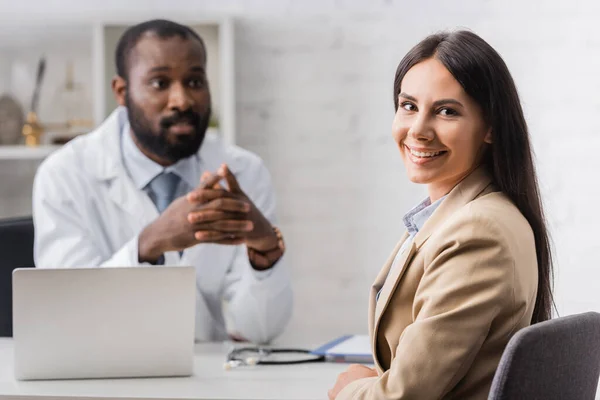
{"left": 393, "top": 57, "right": 492, "bottom": 201}
{"left": 329, "top": 30, "right": 553, "bottom": 400}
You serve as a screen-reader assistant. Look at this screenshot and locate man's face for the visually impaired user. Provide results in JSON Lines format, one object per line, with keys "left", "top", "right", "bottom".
{"left": 116, "top": 32, "right": 211, "bottom": 164}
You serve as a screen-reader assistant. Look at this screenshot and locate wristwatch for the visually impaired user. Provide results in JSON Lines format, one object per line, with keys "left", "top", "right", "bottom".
{"left": 247, "top": 226, "right": 285, "bottom": 270}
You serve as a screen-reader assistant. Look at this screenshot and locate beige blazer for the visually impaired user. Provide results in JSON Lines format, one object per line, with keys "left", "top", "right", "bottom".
{"left": 338, "top": 167, "right": 538, "bottom": 400}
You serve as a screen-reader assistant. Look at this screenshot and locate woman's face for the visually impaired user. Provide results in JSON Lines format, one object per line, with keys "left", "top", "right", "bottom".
{"left": 392, "top": 57, "right": 492, "bottom": 201}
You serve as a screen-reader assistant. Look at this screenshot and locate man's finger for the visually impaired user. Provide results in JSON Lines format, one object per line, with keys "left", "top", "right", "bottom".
{"left": 200, "top": 171, "right": 211, "bottom": 183}
{"left": 186, "top": 188, "right": 232, "bottom": 204}
{"left": 194, "top": 231, "right": 244, "bottom": 242}
{"left": 219, "top": 164, "right": 243, "bottom": 194}
{"left": 204, "top": 198, "right": 250, "bottom": 213}
{"left": 188, "top": 209, "right": 247, "bottom": 224}
{"left": 199, "top": 172, "right": 223, "bottom": 189}
{"left": 197, "top": 220, "right": 253, "bottom": 233}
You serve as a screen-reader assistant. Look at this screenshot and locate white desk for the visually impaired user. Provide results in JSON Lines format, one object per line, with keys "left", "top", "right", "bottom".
{"left": 0, "top": 338, "right": 347, "bottom": 400}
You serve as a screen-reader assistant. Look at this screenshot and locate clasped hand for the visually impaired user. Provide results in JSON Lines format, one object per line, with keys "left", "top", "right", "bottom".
{"left": 139, "top": 164, "right": 276, "bottom": 263}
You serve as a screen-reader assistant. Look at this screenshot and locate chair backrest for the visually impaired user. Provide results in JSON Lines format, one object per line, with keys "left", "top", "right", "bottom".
{"left": 0, "top": 216, "right": 35, "bottom": 337}
{"left": 489, "top": 312, "right": 600, "bottom": 400}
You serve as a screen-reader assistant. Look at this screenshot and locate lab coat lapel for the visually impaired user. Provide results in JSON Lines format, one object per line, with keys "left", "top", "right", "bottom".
{"left": 88, "top": 107, "right": 159, "bottom": 228}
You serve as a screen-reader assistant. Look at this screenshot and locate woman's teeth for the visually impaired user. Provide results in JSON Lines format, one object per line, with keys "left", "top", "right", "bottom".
{"left": 409, "top": 148, "right": 443, "bottom": 158}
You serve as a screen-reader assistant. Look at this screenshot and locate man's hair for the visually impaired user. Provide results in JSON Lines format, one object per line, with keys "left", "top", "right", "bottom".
{"left": 115, "top": 19, "right": 206, "bottom": 80}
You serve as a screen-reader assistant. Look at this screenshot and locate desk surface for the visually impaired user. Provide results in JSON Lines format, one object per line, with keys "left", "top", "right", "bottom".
{"left": 0, "top": 338, "right": 347, "bottom": 400}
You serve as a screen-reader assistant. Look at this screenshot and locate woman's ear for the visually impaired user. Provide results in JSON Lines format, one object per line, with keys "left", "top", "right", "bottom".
{"left": 484, "top": 127, "right": 493, "bottom": 144}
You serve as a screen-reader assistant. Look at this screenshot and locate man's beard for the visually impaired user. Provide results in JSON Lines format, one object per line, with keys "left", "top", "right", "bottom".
{"left": 126, "top": 94, "right": 210, "bottom": 163}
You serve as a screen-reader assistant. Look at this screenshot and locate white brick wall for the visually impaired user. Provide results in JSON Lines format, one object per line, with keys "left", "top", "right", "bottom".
{"left": 1, "top": 0, "right": 599, "bottom": 371}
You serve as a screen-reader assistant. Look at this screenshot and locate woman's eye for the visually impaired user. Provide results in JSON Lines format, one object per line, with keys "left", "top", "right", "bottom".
{"left": 439, "top": 107, "right": 457, "bottom": 116}
{"left": 401, "top": 102, "right": 416, "bottom": 111}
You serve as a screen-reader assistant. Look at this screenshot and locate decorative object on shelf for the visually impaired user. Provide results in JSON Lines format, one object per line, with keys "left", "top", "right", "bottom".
{"left": 0, "top": 94, "right": 25, "bottom": 145}
{"left": 20, "top": 58, "right": 93, "bottom": 147}
{"left": 22, "top": 57, "right": 46, "bottom": 147}
{"left": 23, "top": 117, "right": 93, "bottom": 146}
{"left": 22, "top": 111, "right": 44, "bottom": 147}
{"left": 49, "top": 60, "right": 93, "bottom": 144}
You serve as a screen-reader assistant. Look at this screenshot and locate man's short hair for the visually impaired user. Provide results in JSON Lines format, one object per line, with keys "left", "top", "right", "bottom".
{"left": 115, "top": 19, "right": 206, "bottom": 80}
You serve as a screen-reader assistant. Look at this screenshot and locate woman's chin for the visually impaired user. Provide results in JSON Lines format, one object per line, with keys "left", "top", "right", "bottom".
{"left": 405, "top": 169, "right": 436, "bottom": 185}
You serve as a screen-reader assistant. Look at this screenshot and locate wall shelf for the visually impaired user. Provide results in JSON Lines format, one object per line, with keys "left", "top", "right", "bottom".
{"left": 0, "top": 16, "right": 236, "bottom": 146}
{"left": 0, "top": 145, "right": 59, "bottom": 160}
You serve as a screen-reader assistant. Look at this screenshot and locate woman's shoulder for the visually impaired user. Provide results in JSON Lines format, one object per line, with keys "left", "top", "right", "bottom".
{"left": 432, "top": 190, "right": 534, "bottom": 249}
{"left": 429, "top": 191, "right": 534, "bottom": 247}
{"left": 468, "top": 191, "right": 531, "bottom": 231}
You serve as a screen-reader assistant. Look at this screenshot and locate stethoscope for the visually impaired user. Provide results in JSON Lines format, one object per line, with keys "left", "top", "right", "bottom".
{"left": 224, "top": 346, "right": 326, "bottom": 370}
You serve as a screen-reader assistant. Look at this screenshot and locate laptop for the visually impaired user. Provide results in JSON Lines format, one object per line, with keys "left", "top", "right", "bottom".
{"left": 12, "top": 266, "right": 196, "bottom": 380}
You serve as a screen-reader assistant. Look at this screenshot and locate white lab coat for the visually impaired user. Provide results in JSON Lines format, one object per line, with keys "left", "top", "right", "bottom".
{"left": 32, "top": 108, "right": 293, "bottom": 343}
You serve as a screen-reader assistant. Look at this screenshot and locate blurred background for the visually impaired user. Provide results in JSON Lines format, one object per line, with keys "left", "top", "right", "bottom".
{"left": 0, "top": 0, "right": 598, "bottom": 345}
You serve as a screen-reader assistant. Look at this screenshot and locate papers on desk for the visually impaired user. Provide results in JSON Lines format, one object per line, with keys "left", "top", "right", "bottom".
{"left": 311, "top": 335, "right": 373, "bottom": 364}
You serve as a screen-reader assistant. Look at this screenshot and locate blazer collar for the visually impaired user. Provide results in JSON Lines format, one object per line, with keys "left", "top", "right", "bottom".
{"left": 413, "top": 166, "right": 494, "bottom": 249}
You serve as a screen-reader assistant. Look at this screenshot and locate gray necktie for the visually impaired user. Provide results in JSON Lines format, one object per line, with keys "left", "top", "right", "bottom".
{"left": 148, "top": 171, "right": 180, "bottom": 213}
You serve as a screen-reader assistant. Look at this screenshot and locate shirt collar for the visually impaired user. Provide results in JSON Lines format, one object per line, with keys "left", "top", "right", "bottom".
{"left": 403, "top": 195, "right": 446, "bottom": 236}
{"left": 121, "top": 118, "right": 200, "bottom": 190}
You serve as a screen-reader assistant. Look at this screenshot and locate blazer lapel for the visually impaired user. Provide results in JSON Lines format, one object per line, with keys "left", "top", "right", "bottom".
{"left": 369, "top": 234, "right": 406, "bottom": 326}
{"left": 372, "top": 240, "right": 417, "bottom": 334}
{"left": 367, "top": 233, "right": 408, "bottom": 371}
{"left": 371, "top": 233, "right": 408, "bottom": 294}
{"left": 413, "top": 167, "right": 494, "bottom": 249}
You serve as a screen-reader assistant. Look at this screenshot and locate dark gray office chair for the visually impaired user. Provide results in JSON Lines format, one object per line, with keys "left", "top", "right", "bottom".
{"left": 0, "top": 216, "right": 35, "bottom": 337}
{"left": 489, "top": 312, "right": 600, "bottom": 400}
